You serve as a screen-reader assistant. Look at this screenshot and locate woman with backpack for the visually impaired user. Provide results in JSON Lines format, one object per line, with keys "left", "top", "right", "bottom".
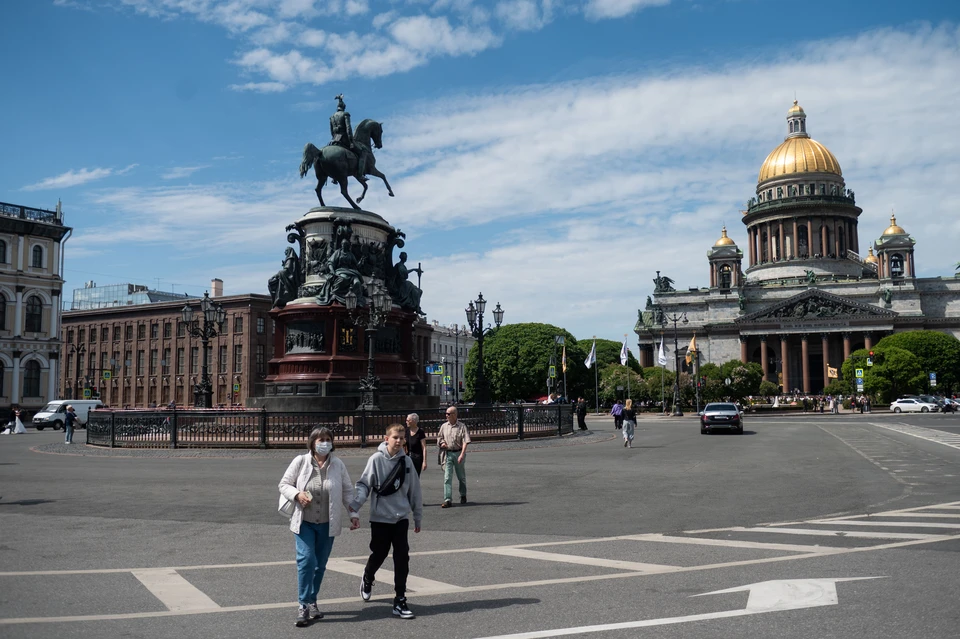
{"left": 278, "top": 427, "right": 359, "bottom": 627}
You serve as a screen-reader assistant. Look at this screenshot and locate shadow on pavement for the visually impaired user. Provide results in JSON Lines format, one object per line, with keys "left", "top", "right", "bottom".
{"left": 320, "top": 596, "right": 541, "bottom": 622}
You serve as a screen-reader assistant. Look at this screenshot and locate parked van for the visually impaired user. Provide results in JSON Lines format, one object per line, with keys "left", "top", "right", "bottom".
{"left": 32, "top": 400, "right": 103, "bottom": 431}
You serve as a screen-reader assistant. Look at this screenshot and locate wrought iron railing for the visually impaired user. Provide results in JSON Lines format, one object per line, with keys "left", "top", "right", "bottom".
{"left": 0, "top": 201, "right": 62, "bottom": 225}
{"left": 745, "top": 194, "right": 856, "bottom": 215}
{"left": 85, "top": 405, "right": 574, "bottom": 449}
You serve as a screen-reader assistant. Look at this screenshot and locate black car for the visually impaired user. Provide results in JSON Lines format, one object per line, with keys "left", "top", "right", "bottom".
{"left": 699, "top": 402, "right": 744, "bottom": 434}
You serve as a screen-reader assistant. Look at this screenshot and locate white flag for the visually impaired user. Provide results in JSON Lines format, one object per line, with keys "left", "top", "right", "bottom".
{"left": 584, "top": 340, "right": 596, "bottom": 369}
{"left": 657, "top": 336, "right": 667, "bottom": 366}
{"left": 619, "top": 338, "right": 629, "bottom": 366}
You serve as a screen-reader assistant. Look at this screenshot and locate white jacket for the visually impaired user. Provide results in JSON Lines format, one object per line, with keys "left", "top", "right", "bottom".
{"left": 278, "top": 453, "right": 356, "bottom": 535}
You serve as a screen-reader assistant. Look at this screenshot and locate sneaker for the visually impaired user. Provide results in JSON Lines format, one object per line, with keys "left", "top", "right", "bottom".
{"left": 393, "top": 597, "right": 415, "bottom": 619}
{"left": 441, "top": 500, "right": 452, "bottom": 508}
{"left": 296, "top": 604, "right": 310, "bottom": 627}
{"left": 460, "top": 496, "right": 467, "bottom": 504}
{"left": 360, "top": 574, "right": 373, "bottom": 602}
{"left": 307, "top": 603, "right": 323, "bottom": 620}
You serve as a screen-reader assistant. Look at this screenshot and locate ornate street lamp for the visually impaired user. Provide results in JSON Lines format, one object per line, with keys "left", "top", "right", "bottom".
{"left": 347, "top": 283, "right": 392, "bottom": 411}
{"left": 180, "top": 292, "right": 226, "bottom": 408}
{"left": 660, "top": 311, "right": 688, "bottom": 416}
{"left": 465, "top": 293, "right": 504, "bottom": 406}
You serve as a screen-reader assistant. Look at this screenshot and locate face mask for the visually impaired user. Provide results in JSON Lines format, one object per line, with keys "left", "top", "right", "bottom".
{"left": 314, "top": 442, "right": 332, "bottom": 455}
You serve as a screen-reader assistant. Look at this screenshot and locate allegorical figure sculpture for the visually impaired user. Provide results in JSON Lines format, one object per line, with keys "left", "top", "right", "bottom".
{"left": 299, "top": 94, "right": 395, "bottom": 210}
{"left": 388, "top": 251, "right": 424, "bottom": 314}
{"left": 652, "top": 271, "right": 676, "bottom": 294}
{"left": 316, "top": 239, "right": 367, "bottom": 306}
{"left": 268, "top": 247, "right": 302, "bottom": 308}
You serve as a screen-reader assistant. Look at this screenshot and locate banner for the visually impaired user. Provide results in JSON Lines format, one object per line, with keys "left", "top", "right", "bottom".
{"left": 562, "top": 344, "right": 567, "bottom": 373}
{"left": 584, "top": 340, "right": 596, "bottom": 369}
{"left": 685, "top": 334, "right": 697, "bottom": 365}
{"left": 657, "top": 336, "right": 667, "bottom": 366}
{"left": 619, "top": 337, "right": 629, "bottom": 366}
{"left": 827, "top": 366, "right": 838, "bottom": 379}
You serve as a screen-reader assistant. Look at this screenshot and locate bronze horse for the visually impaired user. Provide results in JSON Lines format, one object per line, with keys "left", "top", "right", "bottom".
{"left": 299, "top": 119, "right": 394, "bottom": 210}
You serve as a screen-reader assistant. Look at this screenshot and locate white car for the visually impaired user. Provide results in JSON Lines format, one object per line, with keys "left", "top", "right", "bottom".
{"left": 890, "top": 398, "right": 939, "bottom": 413}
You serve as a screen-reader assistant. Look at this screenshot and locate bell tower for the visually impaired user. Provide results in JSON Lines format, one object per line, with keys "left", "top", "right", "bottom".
{"left": 707, "top": 226, "right": 743, "bottom": 291}
{"left": 874, "top": 214, "right": 916, "bottom": 281}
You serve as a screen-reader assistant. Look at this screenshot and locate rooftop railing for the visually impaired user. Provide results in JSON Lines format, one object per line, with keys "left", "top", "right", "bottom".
{"left": 745, "top": 193, "right": 856, "bottom": 215}
{"left": 0, "top": 201, "right": 62, "bottom": 225}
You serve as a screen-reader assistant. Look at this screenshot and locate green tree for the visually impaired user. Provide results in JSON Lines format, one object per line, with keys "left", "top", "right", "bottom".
{"left": 599, "top": 364, "right": 643, "bottom": 405}
{"left": 464, "top": 323, "right": 587, "bottom": 403}
{"left": 875, "top": 331, "right": 960, "bottom": 394}
{"left": 841, "top": 346, "right": 926, "bottom": 403}
{"left": 758, "top": 380, "right": 780, "bottom": 397}
{"left": 719, "top": 360, "right": 763, "bottom": 400}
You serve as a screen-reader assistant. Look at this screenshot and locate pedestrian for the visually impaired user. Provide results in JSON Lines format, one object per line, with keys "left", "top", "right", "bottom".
{"left": 802, "top": 397, "right": 810, "bottom": 413}
{"left": 64, "top": 405, "right": 78, "bottom": 444}
{"left": 610, "top": 400, "right": 623, "bottom": 430}
{"left": 351, "top": 424, "right": 422, "bottom": 620}
{"left": 621, "top": 399, "right": 637, "bottom": 448}
{"left": 576, "top": 397, "right": 588, "bottom": 430}
{"left": 437, "top": 406, "right": 471, "bottom": 508}
{"left": 13, "top": 409, "right": 25, "bottom": 434}
{"left": 278, "top": 427, "right": 358, "bottom": 627}
{"left": 405, "top": 413, "right": 427, "bottom": 476}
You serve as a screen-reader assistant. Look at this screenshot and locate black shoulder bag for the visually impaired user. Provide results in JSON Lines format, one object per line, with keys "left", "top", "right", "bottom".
{"left": 374, "top": 457, "right": 408, "bottom": 497}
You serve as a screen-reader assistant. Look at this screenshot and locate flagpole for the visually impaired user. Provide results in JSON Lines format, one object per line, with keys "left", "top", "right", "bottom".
{"left": 593, "top": 336, "right": 599, "bottom": 414}
{"left": 624, "top": 334, "right": 631, "bottom": 401}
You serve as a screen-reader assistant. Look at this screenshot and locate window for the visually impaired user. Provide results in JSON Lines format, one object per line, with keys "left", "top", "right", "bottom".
{"left": 891, "top": 253, "right": 905, "bottom": 277}
{"left": 0, "top": 294, "right": 5, "bottom": 330}
{"left": 24, "top": 360, "right": 41, "bottom": 397}
{"left": 150, "top": 323, "right": 158, "bottom": 339}
{"left": 25, "top": 295, "right": 43, "bottom": 332}
{"left": 175, "top": 385, "right": 183, "bottom": 405}
{"left": 190, "top": 347, "right": 199, "bottom": 374}
{"left": 77, "top": 352, "right": 85, "bottom": 378}
{"left": 113, "top": 351, "right": 120, "bottom": 373}
{"left": 256, "top": 344, "right": 265, "bottom": 375}
{"left": 256, "top": 317, "right": 265, "bottom": 334}
{"left": 0, "top": 240, "right": 5, "bottom": 263}
{"left": 177, "top": 321, "right": 186, "bottom": 337}
{"left": 66, "top": 353, "right": 73, "bottom": 378}
{"left": 113, "top": 326, "right": 121, "bottom": 341}
{"left": 31, "top": 246, "right": 43, "bottom": 268}
{"left": 234, "top": 316, "right": 243, "bottom": 333}
{"left": 148, "top": 386, "right": 156, "bottom": 406}
{"left": 90, "top": 327, "right": 97, "bottom": 343}
{"left": 776, "top": 186, "right": 783, "bottom": 199}
{"left": 149, "top": 349, "right": 158, "bottom": 374}
{"left": 134, "top": 350, "right": 145, "bottom": 375}
{"left": 101, "top": 327, "right": 109, "bottom": 341}
{"left": 177, "top": 347, "right": 184, "bottom": 374}
{"left": 67, "top": 329, "right": 74, "bottom": 344}
{"left": 101, "top": 352, "right": 108, "bottom": 375}
{"left": 78, "top": 328, "right": 86, "bottom": 343}
{"left": 719, "top": 265, "right": 732, "bottom": 290}
{"left": 122, "top": 387, "right": 130, "bottom": 406}
{"left": 234, "top": 344, "right": 242, "bottom": 373}
{"left": 135, "top": 387, "right": 143, "bottom": 405}
{"left": 218, "top": 345, "right": 228, "bottom": 373}
{"left": 163, "top": 322, "right": 172, "bottom": 338}
{"left": 124, "top": 350, "right": 132, "bottom": 372}
{"left": 125, "top": 325, "right": 133, "bottom": 340}
{"left": 137, "top": 324, "right": 146, "bottom": 340}
{"left": 162, "top": 348, "right": 170, "bottom": 374}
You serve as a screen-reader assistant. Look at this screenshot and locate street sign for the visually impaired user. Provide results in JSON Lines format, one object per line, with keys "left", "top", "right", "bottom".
{"left": 724, "top": 377, "right": 731, "bottom": 386}
{"left": 102, "top": 370, "right": 112, "bottom": 380}
{"left": 856, "top": 380, "right": 864, "bottom": 391}
{"left": 855, "top": 368, "right": 864, "bottom": 378}
{"left": 83, "top": 389, "right": 92, "bottom": 399}
{"left": 233, "top": 383, "right": 240, "bottom": 392}
{"left": 930, "top": 372, "right": 937, "bottom": 388}
{"left": 443, "top": 375, "right": 451, "bottom": 384}
{"left": 866, "top": 357, "right": 873, "bottom": 367}
{"left": 617, "top": 386, "right": 624, "bottom": 391}
{"left": 548, "top": 365, "right": 556, "bottom": 378}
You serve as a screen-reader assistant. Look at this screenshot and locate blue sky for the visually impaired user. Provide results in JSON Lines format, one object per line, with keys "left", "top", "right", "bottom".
{"left": 2, "top": 0, "right": 959, "bottom": 343}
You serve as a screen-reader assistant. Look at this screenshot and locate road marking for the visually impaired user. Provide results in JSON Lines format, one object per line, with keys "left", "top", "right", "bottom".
{"left": 475, "top": 547, "right": 678, "bottom": 573}
{"left": 622, "top": 533, "right": 842, "bottom": 553}
{"left": 130, "top": 568, "right": 220, "bottom": 611}
{"left": 805, "top": 519, "right": 960, "bottom": 528}
{"left": 870, "top": 422, "right": 960, "bottom": 451}
{"left": 729, "top": 526, "right": 939, "bottom": 539}
{"left": 473, "top": 578, "right": 883, "bottom": 639}
{"left": 325, "top": 559, "right": 462, "bottom": 593}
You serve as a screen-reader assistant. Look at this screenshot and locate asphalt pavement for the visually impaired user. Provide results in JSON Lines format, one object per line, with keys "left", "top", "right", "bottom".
{"left": 2, "top": 411, "right": 959, "bottom": 638}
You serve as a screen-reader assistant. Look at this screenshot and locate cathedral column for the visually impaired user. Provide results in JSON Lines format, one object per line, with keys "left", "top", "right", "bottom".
{"left": 779, "top": 222, "right": 786, "bottom": 260}
{"left": 843, "top": 332, "right": 851, "bottom": 361}
{"left": 747, "top": 228, "right": 754, "bottom": 265}
{"left": 792, "top": 219, "right": 799, "bottom": 258}
{"left": 834, "top": 220, "right": 841, "bottom": 257}
{"left": 864, "top": 332, "right": 873, "bottom": 351}
{"left": 821, "top": 333, "right": 830, "bottom": 389}
{"left": 820, "top": 219, "right": 828, "bottom": 256}
{"left": 739, "top": 335, "right": 748, "bottom": 364}
{"left": 801, "top": 335, "right": 811, "bottom": 394}
{"left": 807, "top": 218, "right": 814, "bottom": 257}
{"left": 760, "top": 336, "right": 770, "bottom": 382}
{"left": 780, "top": 335, "right": 790, "bottom": 392}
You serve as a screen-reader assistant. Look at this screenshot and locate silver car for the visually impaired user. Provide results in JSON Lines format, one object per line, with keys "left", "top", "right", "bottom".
{"left": 699, "top": 402, "right": 744, "bottom": 434}
{"left": 890, "top": 398, "right": 939, "bottom": 413}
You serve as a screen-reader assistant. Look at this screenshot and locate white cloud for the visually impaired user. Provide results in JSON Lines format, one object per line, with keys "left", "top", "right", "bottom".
{"left": 495, "top": 0, "right": 546, "bottom": 31}
{"left": 583, "top": 0, "right": 670, "bottom": 20}
{"left": 22, "top": 164, "right": 137, "bottom": 191}
{"left": 161, "top": 165, "right": 210, "bottom": 179}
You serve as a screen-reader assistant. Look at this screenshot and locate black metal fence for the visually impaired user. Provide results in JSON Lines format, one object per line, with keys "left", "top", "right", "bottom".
{"left": 85, "top": 405, "right": 574, "bottom": 449}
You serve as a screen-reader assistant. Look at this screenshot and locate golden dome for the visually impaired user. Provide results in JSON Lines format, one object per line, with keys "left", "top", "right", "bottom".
{"left": 882, "top": 214, "right": 907, "bottom": 236}
{"left": 864, "top": 247, "right": 879, "bottom": 264}
{"left": 758, "top": 136, "right": 842, "bottom": 182}
{"left": 787, "top": 100, "right": 804, "bottom": 114}
{"left": 714, "top": 226, "right": 736, "bottom": 246}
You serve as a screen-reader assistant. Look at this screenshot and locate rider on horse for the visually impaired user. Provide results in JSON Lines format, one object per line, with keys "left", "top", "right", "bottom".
{"left": 329, "top": 95, "right": 369, "bottom": 181}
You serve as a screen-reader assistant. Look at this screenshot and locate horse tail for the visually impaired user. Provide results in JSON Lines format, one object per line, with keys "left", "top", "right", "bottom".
{"left": 299, "top": 143, "right": 321, "bottom": 178}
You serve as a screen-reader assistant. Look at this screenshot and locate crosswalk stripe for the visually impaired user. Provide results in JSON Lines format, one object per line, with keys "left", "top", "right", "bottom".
{"left": 621, "top": 533, "right": 842, "bottom": 553}
{"left": 805, "top": 520, "right": 960, "bottom": 529}
{"left": 475, "top": 547, "right": 678, "bottom": 573}
{"left": 728, "top": 527, "right": 939, "bottom": 539}
{"left": 325, "top": 559, "right": 462, "bottom": 593}
{"left": 131, "top": 568, "right": 220, "bottom": 611}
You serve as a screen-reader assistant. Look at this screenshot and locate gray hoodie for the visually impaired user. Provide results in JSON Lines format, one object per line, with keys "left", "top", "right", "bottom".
{"left": 350, "top": 441, "right": 423, "bottom": 528}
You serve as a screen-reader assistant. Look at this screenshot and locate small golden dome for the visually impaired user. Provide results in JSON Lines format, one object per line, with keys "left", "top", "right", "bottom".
{"left": 864, "top": 247, "right": 879, "bottom": 264}
{"left": 787, "top": 100, "right": 804, "bottom": 114}
{"left": 758, "top": 136, "right": 842, "bottom": 182}
{"left": 882, "top": 214, "right": 907, "bottom": 236}
{"left": 714, "top": 226, "right": 736, "bottom": 246}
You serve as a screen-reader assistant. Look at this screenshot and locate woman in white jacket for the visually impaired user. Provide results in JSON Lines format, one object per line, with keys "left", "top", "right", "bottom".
{"left": 279, "top": 427, "right": 359, "bottom": 627}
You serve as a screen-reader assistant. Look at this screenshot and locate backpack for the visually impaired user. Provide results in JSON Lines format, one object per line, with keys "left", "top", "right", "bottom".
{"left": 374, "top": 456, "right": 408, "bottom": 497}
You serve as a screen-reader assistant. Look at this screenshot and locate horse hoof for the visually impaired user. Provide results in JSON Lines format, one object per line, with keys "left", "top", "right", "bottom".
{"left": 389, "top": 192, "right": 395, "bottom": 197}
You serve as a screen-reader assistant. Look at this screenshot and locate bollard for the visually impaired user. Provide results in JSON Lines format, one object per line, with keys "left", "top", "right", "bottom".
{"left": 170, "top": 410, "right": 178, "bottom": 449}
{"left": 259, "top": 409, "right": 268, "bottom": 449}
{"left": 517, "top": 405, "right": 524, "bottom": 440}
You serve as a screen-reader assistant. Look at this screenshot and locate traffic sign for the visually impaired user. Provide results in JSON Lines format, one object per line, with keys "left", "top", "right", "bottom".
{"left": 443, "top": 375, "right": 451, "bottom": 384}
{"left": 866, "top": 357, "right": 873, "bottom": 367}
{"left": 83, "top": 388, "right": 92, "bottom": 399}
{"left": 548, "top": 365, "right": 556, "bottom": 378}
{"left": 233, "top": 383, "right": 240, "bottom": 392}
{"left": 930, "top": 372, "right": 937, "bottom": 388}
{"left": 855, "top": 368, "right": 864, "bottom": 378}
{"left": 102, "top": 370, "right": 112, "bottom": 380}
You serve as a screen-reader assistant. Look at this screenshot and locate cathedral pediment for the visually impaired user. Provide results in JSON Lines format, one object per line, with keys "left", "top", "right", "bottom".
{"left": 736, "top": 289, "right": 896, "bottom": 324}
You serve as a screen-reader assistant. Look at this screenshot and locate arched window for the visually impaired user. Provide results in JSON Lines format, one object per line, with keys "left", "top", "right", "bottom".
{"left": 719, "top": 265, "right": 732, "bottom": 290}
{"left": 31, "top": 246, "right": 43, "bottom": 268}
{"left": 891, "top": 254, "right": 904, "bottom": 277}
{"left": 0, "top": 294, "right": 5, "bottom": 330}
{"left": 23, "top": 360, "right": 41, "bottom": 397}
{"left": 776, "top": 186, "right": 783, "bottom": 199}
{"left": 0, "top": 240, "right": 6, "bottom": 264}
{"left": 789, "top": 121, "right": 795, "bottom": 133}
{"left": 25, "top": 295, "right": 43, "bottom": 333}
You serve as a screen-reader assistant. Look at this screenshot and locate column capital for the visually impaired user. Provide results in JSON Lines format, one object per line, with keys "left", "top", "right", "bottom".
{"left": 738, "top": 334, "right": 748, "bottom": 343}
{"left": 800, "top": 334, "right": 810, "bottom": 342}
{"left": 842, "top": 332, "right": 852, "bottom": 340}
{"left": 760, "top": 335, "right": 768, "bottom": 343}
{"left": 820, "top": 333, "right": 830, "bottom": 340}
{"left": 779, "top": 334, "right": 789, "bottom": 342}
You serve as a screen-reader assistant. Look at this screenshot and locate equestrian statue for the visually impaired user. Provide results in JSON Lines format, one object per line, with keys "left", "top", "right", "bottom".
{"left": 299, "top": 94, "right": 395, "bottom": 210}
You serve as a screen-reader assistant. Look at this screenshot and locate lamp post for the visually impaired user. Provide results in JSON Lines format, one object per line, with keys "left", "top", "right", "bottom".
{"left": 449, "top": 324, "right": 469, "bottom": 403}
{"left": 660, "top": 311, "right": 688, "bottom": 416}
{"left": 465, "top": 293, "right": 504, "bottom": 406}
{"left": 69, "top": 343, "right": 85, "bottom": 399}
{"left": 180, "top": 292, "right": 226, "bottom": 408}
{"left": 346, "top": 283, "right": 392, "bottom": 411}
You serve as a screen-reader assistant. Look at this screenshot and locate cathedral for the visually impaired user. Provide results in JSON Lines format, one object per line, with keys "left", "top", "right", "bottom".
{"left": 636, "top": 102, "right": 960, "bottom": 394}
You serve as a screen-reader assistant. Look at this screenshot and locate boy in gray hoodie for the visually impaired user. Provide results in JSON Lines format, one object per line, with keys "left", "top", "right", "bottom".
{"left": 350, "top": 424, "right": 423, "bottom": 619}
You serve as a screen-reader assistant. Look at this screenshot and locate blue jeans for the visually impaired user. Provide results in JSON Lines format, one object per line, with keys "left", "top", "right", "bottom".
{"left": 64, "top": 423, "right": 74, "bottom": 444}
{"left": 443, "top": 453, "right": 467, "bottom": 502}
{"left": 294, "top": 521, "right": 335, "bottom": 605}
